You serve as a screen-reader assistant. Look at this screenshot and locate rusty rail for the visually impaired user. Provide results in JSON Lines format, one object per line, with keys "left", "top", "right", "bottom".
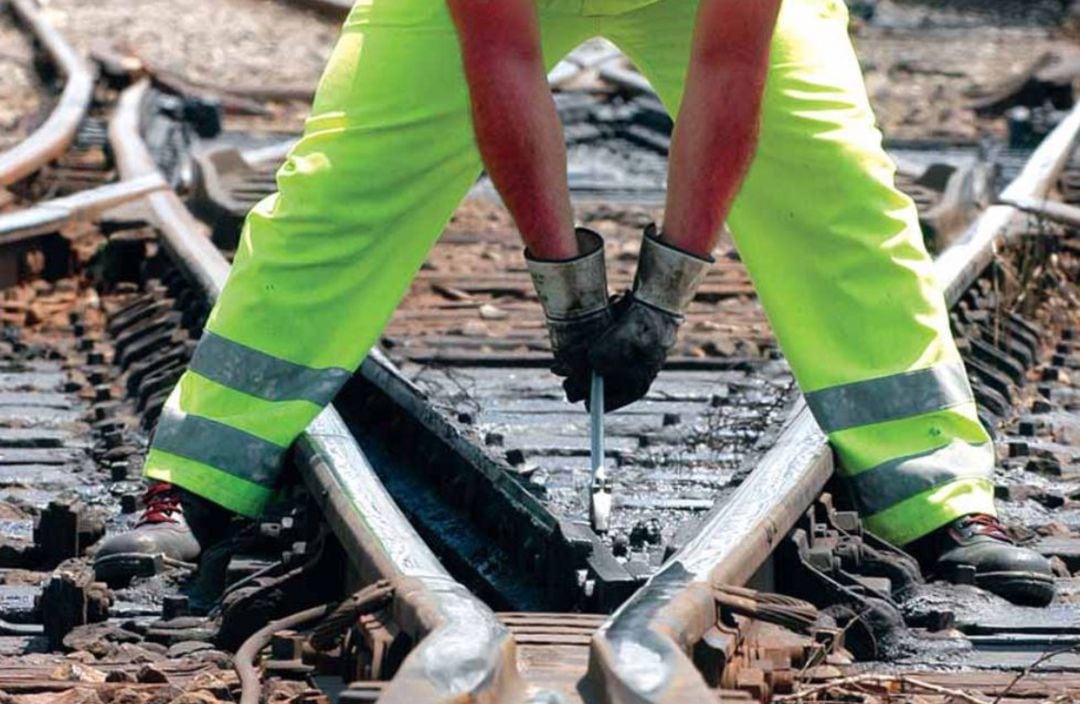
{"left": 0, "top": 173, "right": 165, "bottom": 244}
{"left": 586, "top": 102, "right": 1080, "bottom": 704}
{"left": 108, "top": 79, "right": 526, "bottom": 704}
{"left": 0, "top": 0, "right": 94, "bottom": 186}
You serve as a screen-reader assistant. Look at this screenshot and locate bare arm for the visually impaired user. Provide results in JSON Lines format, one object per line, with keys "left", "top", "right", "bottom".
{"left": 663, "top": 0, "right": 782, "bottom": 257}
{"left": 447, "top": 0, "right": 577, "bottom": 260}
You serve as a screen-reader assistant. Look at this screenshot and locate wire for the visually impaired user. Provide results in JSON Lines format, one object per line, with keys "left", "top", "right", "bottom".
{"left": 234, "top": 603, "right": 331, "bottom": 704}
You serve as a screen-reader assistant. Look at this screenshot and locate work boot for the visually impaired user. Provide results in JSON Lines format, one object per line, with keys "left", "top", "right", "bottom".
{"left": 93, "top": 482, "right": 234, "bottom": 584}
{"left": 913, "top": 514, "right": 1055, "bottom": 606}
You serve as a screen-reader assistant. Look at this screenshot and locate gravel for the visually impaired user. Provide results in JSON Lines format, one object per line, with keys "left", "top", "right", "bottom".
{"left": 0, "top": 11, "right": 44, "bottom": 152}
{"left": 853, "top": 3, "right": 1074, "bottom": 141}
{"left": 40, "top": 0, "right": 340, "bottom": 92}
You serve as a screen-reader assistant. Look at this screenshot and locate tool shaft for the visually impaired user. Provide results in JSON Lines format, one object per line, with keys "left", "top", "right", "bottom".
{"left": 590, "top": 374, "right": 604, "bottom": 473}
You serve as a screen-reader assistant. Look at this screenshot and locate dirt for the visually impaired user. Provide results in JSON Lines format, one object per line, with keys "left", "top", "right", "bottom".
{"left": 852, "top": 3, "right": 1076, "bottom": 142}
{"left": 0, "top": 11, "right": 44, "bottom": 153}
{"left": 39, "top": 0, "right": 342, "bottom": 132}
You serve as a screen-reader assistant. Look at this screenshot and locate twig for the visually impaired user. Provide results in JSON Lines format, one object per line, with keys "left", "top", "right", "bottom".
{"left": 991, "top": 644, "right": 1080, "bottom": 704}
{"left": 775, "top": 673, "right": 991, "bottom": 704}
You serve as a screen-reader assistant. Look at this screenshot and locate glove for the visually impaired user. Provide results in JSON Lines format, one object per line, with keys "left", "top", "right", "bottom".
{"left": 525, "top": 228, "right": 614, "bottom": 404}
{"left": 589, "top": 225, "right": 713, "bottom": 412}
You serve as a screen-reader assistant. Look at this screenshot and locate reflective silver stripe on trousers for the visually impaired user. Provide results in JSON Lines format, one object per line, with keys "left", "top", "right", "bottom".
{"left": 805, "top": 362, "right": 974, "bottom": 433}
{"left": 850, "top": 440, "right": 994, "bottom": 517}
{"left": 152, "top": 407, "right": 285, "bottom": 488}
{"left": 189, "top": 331, "right": 352, "bottom": 406}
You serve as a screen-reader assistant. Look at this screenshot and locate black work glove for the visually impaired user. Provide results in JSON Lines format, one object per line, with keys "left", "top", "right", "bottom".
{"left": 525, "top": 228, "right": 614, "bottom": 404}
{"left": 549, "top": 306, "right": 614, "bottom": 404}
{"left": 588, "top": 225, "right": 713, "bottom": 412}
{"left": 588, "top": 295, "right": 679, "bottom": 412}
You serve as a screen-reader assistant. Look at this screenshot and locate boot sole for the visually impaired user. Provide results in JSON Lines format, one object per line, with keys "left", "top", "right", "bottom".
{"left": 93, "top": 552, "right": 166, "bottom": 584}
{"left": 975, "top": 571, "right": 1056, "bottom": 607}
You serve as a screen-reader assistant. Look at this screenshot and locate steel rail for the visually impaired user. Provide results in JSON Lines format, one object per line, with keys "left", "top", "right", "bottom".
{"left": 108, "top": 79, "right": 526, "bottom": 704}
{"left": 0, "top": 173, "right": 165, "bottom": 244}
{"left": 587, "top": 103, "right": 1080, "bottom": 704}
{"left": 0, "top": 0, "right": 95, "bottom": 186}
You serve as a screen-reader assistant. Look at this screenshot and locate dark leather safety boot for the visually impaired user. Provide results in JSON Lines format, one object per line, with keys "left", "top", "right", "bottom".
{"left": 93, "top": 483, "right": 234, "bottom": 584}
{"left": 923, "top": 514, "right": 1055, "bottom": 606}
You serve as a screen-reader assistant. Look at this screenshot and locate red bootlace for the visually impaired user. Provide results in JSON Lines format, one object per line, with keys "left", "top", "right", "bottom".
{"left": 137, "top": 483, "right": 183, "bottom": 526}
{"left": 960, "top": 513, "right": 1012, "bottom": 542}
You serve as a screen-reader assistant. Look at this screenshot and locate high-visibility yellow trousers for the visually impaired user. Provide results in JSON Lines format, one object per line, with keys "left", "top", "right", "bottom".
{"left": 144, "top": 0, "right": 996, "bottom": 547}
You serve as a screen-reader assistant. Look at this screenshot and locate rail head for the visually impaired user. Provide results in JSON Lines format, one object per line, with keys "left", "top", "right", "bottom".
{"left": 108, "top": 79, "right": 523, "bottom": 704}
{"left": 0, "top": 0, "right": 95, "bottom": 186}
{"left": 587, "top": 102, "right": 1080, "bottom": 703}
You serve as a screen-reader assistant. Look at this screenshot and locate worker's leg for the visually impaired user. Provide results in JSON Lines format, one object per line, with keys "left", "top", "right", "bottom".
{"left": 605, "top": 0, "right": 994, "bottom": 546}
{"left": 143, "top": 2, "right": 592, "bottom": 517}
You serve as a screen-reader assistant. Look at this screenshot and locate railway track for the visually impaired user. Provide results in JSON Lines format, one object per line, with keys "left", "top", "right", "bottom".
{"left": 0, "top": 1, "right": 1078, "bottom": 703}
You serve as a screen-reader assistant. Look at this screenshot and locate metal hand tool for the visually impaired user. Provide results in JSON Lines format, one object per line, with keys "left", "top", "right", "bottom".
{"left": 589, "top": 373, "right": 612, "bottom": 533}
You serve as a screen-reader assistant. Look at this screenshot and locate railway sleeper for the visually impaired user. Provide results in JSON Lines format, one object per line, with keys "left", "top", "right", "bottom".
{"left": 112, "top": 310, "right": 183, "bottom": 363}
{"left": 964, "top": 354, "right": 1015, "bottom": 401}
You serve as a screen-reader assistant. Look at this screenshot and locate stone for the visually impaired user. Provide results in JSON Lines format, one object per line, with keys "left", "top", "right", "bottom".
{"left": 478, "top": 304, "right": 508, "bottom": 321}
{"left": 50, "top": 661, "right": 107, "bottom": 683}
{"left": 135, "top": 664, "right": 169, "bottom": 684}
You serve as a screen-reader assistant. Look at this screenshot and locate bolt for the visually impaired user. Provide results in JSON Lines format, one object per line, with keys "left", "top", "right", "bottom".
{"left": 162, "top": 595, "right": 189, "bottom": 620}
{"left": 120, "top": 494, "right": 138, "bottom": 514}
{"left": 1018, "top": 420, "right": 1037, "bottom": 437}
{"left": 103, "top": 431, "right": 123, "bottom": 449}
{"left": 951, "top": 564, "right": 977, "bottom": 585}
{"left": 611, "top": 532, "right": 629, "bottom": 557}
{"left": 88, "top": 371, "right": 106, "bottom": 385}
{"left": 1008, "top": 441, "right": 1029, "bottom": 458}
{"left": 72, "top": 323, "right": 85, "bottom": 337}
{"left": 78, "top": 338, "right": 94, "bottom": 352}
{"left": 1042, "top": 367, "right": 1062, "bottom": 382}
{"left": 1032, "top": 400, "right": 1053, "bottom": 414}
{"left": 662, "top": 413, "right": 681, "bottom": 427}
{"left": 87, "top": 351, "right": 105, "bottom": 365}
{"left": 110, "top": 462, "right": 129, "bottom": 481}
{"left": 271, "top": 630, "right": 304, "bottom": 661}
{"left": 94, "top": 385, "right": 112, "bottom": 402}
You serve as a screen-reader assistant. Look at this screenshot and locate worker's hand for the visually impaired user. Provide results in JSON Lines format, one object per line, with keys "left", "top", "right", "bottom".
{"left": 549, "top": 309, "right": 614, "bottom": 404}
{"left": 588, "top": 296, "right": 679, "bottom": 411}
{"left": 525, "top": 228, "right": 614, "bottom": 404}
{"left": 589, "top": 225, "right": 713, "bottom": 411}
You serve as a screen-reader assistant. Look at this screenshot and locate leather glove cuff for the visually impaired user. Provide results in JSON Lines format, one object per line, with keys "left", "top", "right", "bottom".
{"left": 633, "top": 224, "right": 713, "bottom": 318}
{"left": 525, "top": 228, "right": 609, "bottom": 321}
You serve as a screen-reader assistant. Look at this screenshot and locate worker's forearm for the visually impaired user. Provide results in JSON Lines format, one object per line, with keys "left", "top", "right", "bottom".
{"left": 447, "top": 2, "right": 577, "bottom": 260}
{"left": 663, "top": 0, "right": 782, "bottom": 258}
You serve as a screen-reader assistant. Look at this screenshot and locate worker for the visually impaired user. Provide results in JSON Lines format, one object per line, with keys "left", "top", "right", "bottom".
{"left": 94, "top": 0, "right": 1055, "bottom": 607}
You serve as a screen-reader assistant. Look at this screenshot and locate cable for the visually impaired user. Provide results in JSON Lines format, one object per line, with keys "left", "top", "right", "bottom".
{"left": 234, "top": 603, "right": 331, "bottom": 704}
{"left": 309, "top": 580, "right": 394, "bottom": 652}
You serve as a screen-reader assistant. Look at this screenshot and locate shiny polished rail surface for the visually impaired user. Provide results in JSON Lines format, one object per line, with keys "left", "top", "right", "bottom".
{"left": 586, "top": 101, "right": 1080, "bottom": 704}
{"left": 3, "top": 4, "right": 1075, "bottom": 702}
{"left": 0, "top": 0, "right": 94, "bottom": 185}
{"left": 108, "top": 79, "right": 523, "bottom": 704}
